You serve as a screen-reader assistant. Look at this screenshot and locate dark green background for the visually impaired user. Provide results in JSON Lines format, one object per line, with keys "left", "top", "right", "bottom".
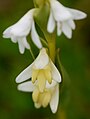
{"left": 0, "top": 0, "right": 90, "bottom": 119}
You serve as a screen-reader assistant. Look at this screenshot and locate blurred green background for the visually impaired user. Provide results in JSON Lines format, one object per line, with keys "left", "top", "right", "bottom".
{"left": 0, "top": 0, "right": 90, "bottom": 119}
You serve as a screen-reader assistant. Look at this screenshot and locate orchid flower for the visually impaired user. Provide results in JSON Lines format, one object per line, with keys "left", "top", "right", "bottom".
{"left": 3, "top": 9, "right": 42, "bottom": 54}
{"left": 16, "top": 48, "right": 61, "bottom": 92}
{"left": 47, "top": 0, "right": 87, "bottom": 38}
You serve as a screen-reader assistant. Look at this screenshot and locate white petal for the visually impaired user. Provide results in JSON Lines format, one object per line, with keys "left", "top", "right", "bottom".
{"left": 16, "top": 63, "right": 33, "bottom": 83}
{"left": 50, "top": 84, "right": 59, "bottom": 113}
{"left": 46, "top": 80, "right": 57, "bottom": 89}
{"left": 12, "top": 9, "right": 35, "bottom": 36}
{"left": 22, "top": 37, "right": 30, "bottom": 49}
{"left": 67, "top": 19, "right": 76, "bottom": 30}
{"left": 50, "top": 0, "right": 72, "bottom": 21}
{"left": 31, "top": 21, "right": 42, "bottom": 49}
{"left": 3, "top": 9, "right": 35, "bottom": 40}
{"left": 50, "top": 60, "right": 61, "bottom": 83}
{"left": 3, "top": 26, "right": 12, "bottom": 38}
{"left": 62, "top": 21, "right": 72, "bottom": 39}
{"left": 11, "top": 35, "right": 17, "bottom": 43}
{"left": 47, "top": 10, "right": 56, "bottom": 33}
{"left": 17, "top": 81, "right": 35, "bottom": 92}
{"left": 34, "top": 48, "right": 49, "bottom": 69}
{"left": 67, "top": 8, "right": 87, "bottom": 20}
{"left": 57, "top": 21, "right": 62, "bottom": 36}
{"left": 18, "top": 38, "right": 25, "bottom": 54}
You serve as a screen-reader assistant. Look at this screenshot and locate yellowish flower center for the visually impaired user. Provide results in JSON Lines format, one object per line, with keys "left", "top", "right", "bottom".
{"left": 32, "top": 87, "right": 51, "bottom": 108}
{"left": 32, "top": 64, "right": 52, "bottom": 92}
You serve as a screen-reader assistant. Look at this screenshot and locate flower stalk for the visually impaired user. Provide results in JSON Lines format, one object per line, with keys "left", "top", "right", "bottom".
{"left": 44, "top": 32, "right": 56, "bottom": 63}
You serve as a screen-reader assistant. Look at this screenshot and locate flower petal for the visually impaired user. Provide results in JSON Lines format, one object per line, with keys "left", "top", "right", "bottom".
{"left": 62, "top": 21, "right": 72, "bottom": 39}
{"left": 32, "top": 87, "right": 39, "bottom": 102}
{"left": 3, "top": 9, "right": 35, "bottom": 40}
{"left": 3, "top": 26, "right": 12, "bottom": 38}
{"left": 17, "top": 81, "right": 35, "bottom": 92}
{"left": 16, "top": 63, "right": 33, "bottom": 83}
{"left": 18, "top": 38, "right": 25, "bottom": 54}
{"left": 57, "top": 21, "right": 62, "bottom": 36}
{"left": 67, "top": 19, "right": 76, "bottom": 30}
{"left": 22, "top": 37, "right": 30, "bottom": 49}
{"left": 50, "top": 84, "right": 59, "bottom": 113}
{"left": 31, "top": 21, "right": 42, "bottom": 49}
{"left": 42, "top": 92, "right": 51, "bottom": 108}
{"left": 47, "top": 10, "right": 56, "bottom": 33}
{"left": 50, "top": 0, "right": 72, "bottom": 21}
{"left": 11, "top": 35, "right": 17, "bottom": 43}
{"left": 34, "top": 48, "right": 49, "bottom": 69}
{"left": 12, "top": 9, "right": 35, "bottom": 36}
{"left": 50, "top": 60, "right": 61, "bottom": 83}
{"left": 44, "top": 68, "right": 52, "bottom": 84}
{"left": 67, "top": 8, "right": 87, "bottom": 20}
{"left": 37, "top": 71, "right": 46, "bottom": 92}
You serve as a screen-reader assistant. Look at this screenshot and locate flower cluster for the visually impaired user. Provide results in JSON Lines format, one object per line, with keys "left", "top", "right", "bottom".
{"left": 3, "top": 0, "right": 87, "bottom": 113}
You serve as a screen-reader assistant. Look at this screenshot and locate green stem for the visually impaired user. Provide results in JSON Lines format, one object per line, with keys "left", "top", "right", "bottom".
{"left": 40, "top": 37, "right": 48, "bottom": 47}
{"left": 45, "top": 33, "right": 56, "bottom": 63}
{"left": 30, "top": 48, "right": 35, "bottom": 60}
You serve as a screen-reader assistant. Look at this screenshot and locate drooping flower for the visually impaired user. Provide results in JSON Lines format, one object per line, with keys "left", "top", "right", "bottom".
{"left": 47, "top": 0, "right": 87, "bottom": 38}
{"left": 3, "top": 9, "right": 42, "bottom": 54}
{"left": 17, "top": 80, "right": 59, "bottom": 113}
{"left": 16, "top": 48, "right": 61, "bottom": 92}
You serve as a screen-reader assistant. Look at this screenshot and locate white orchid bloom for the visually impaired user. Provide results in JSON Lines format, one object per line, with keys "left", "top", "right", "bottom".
{"left": 3, "top": 9, "right": 42, "bottom": 54}
{"left": 47, "top": 0, "right": 87, "bottom": 38}
{"left": 17, "top": 80, "right": 59, "bottom": 113}
{"left": 16, "top": 48, "right": 61, "bottom": 92}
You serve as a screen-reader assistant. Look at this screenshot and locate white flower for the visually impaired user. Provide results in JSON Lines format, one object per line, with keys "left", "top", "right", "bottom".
{"left": 3, "top": 9, "right": 42, "bottom": 54}
{"left": 16, "top": 48, "right": 61, "bottom": 92}
{"left": 17, "top": 80, "right": 59, "bottom": 113}
{"left": 47, "top": 0, "right": 87, "bottom": 38}
{"left": 15, "top": 47, "right": 61, "bottom": 113}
